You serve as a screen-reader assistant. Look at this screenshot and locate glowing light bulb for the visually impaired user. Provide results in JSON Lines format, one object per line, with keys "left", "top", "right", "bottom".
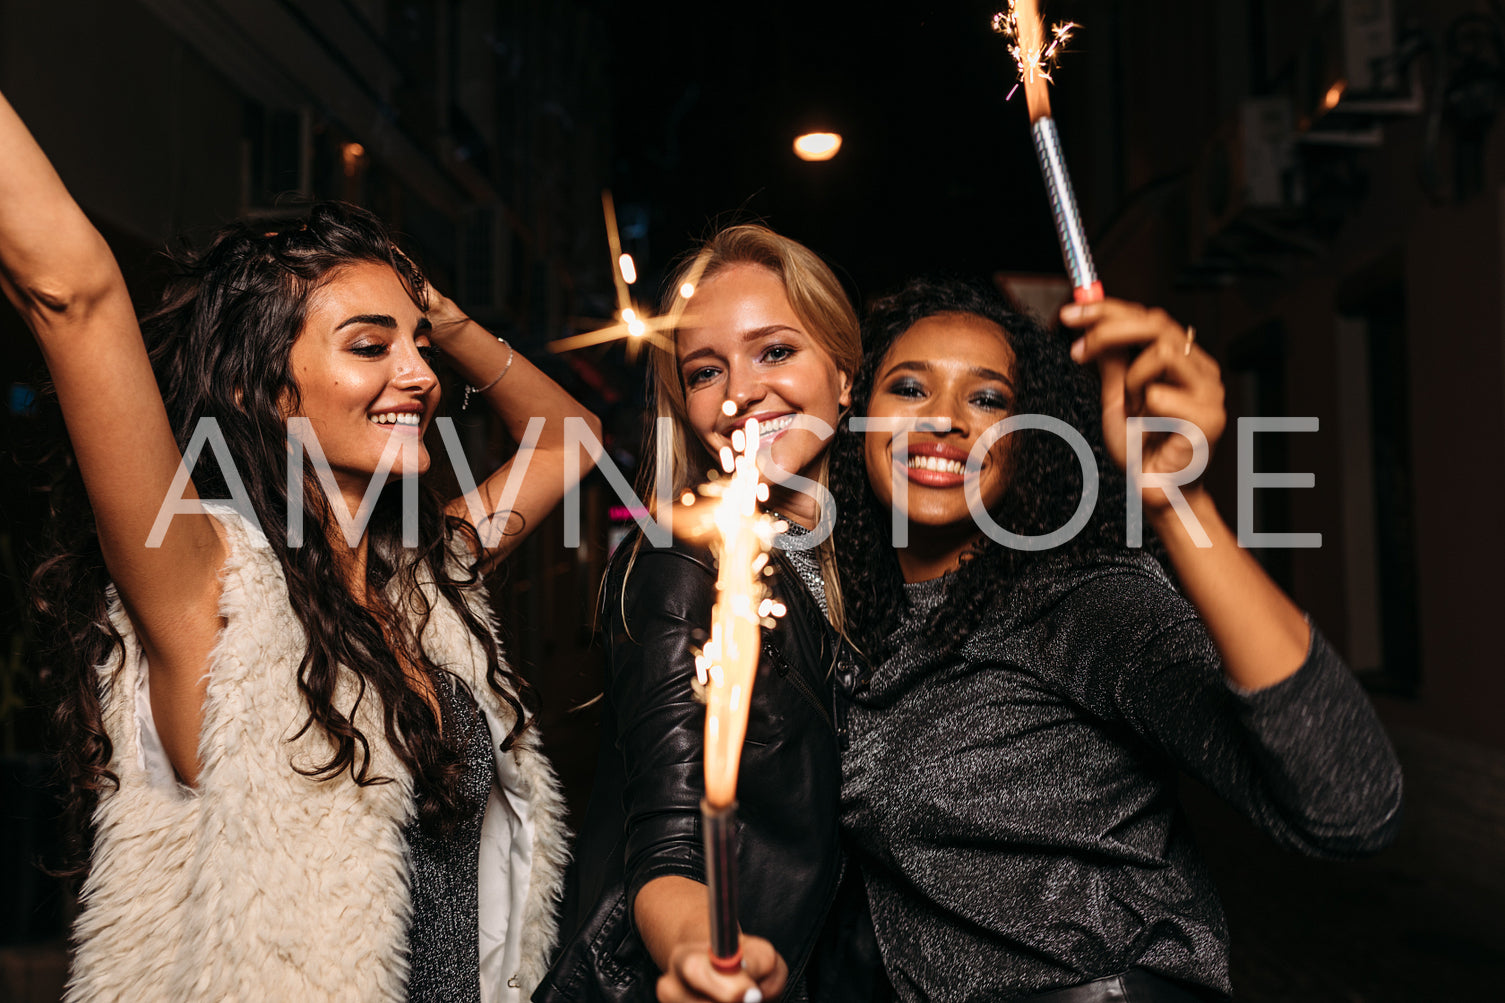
{"left": 793, "top": 132, "right": 842, "bottom": 162}
{"left": 1323, "top": 79, "right": 1346, "bottom": 111}
{"left": 619, "top": 252, "right": 638, "bottom": 284}
{"left": 680, "top": 282, "right": 696, "bottom": 299}
{"left": 341, "top": 142, "right": 366, "bottom": 177}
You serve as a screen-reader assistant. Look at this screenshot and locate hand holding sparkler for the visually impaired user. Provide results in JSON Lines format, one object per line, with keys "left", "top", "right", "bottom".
{"left": 639, "top": 413, "right": 790, "bottom": 1003}
{"left": 695, "top": 414, "right": 782, "bottom": 969}
{"left": 653, "top": 932, "right": 787, "bottom": 1003}
{"left": 1061, "top": 297, "right": 1225, "bottom": 514}
{"left": 1061, "top": 297, "right": 1316, "bottom": 694}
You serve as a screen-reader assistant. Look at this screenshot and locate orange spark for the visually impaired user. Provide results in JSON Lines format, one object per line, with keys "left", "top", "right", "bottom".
{"left": 994, "top": 0, "right": 1078, "bottom": 122}
{"left": 693, "top": 417, "right": 782, "bottom": 808}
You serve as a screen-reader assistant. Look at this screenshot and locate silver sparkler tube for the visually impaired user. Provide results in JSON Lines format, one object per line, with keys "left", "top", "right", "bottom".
{"left": 701, "top": 798, "right": 742, "bottom": 971}
{"left": 1030, "top": 115, "right": 1103, "bottom": 302}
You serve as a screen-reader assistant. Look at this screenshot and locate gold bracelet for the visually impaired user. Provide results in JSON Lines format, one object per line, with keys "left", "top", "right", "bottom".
{"left": 463, "top": 338, "right": 514, "bottom": 410}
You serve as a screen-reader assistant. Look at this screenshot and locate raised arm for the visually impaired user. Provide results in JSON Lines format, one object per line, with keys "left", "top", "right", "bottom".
{"left": 429, "top": 290, "right": 600, "bottom": 566}
{"left": 0, "top": 89, "right": 225, "bottom": 783}
{"left": 1062, "top": 571, "right": 1401, "bottom": 857}
{"left": 1062, "top": 298, "right": 1400, "bottom": 853}
{"left": 1061, "top": 298, "right": 1310, "bottom": 690}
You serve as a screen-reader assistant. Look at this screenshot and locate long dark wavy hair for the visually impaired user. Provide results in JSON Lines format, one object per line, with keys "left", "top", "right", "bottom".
{"left": 831, "top": 276, "right": 1131, "bottom": 663}
{"left": 31, "top": 202, "right": 535, "bottom": 871}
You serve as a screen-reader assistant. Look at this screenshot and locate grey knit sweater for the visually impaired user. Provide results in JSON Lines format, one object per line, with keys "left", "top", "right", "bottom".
{"left": 839, "top": 549, "right": 1402, "bottom": 1002}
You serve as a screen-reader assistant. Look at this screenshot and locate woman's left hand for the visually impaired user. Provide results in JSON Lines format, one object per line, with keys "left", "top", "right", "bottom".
{"left": 1061, "top": 297, "right": 1313, "bottom": 690}
{"left": 424, "top": 286, "right": 471, "bottom": 346}
{"left": 1060, "top": 298, "right": 1225, "bottom": 512}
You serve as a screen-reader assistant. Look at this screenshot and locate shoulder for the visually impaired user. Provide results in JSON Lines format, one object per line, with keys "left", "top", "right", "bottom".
{"left": 600, "top": 532, "right": 718, "bottom": 631}
{"left": 1031, "top": 546, "right": 1178, "bottom": 603}
{"left": 1052, "top": 550, "right": 1188, "bottom": 621}
{"left": 979, "top": 548, "right": 1200, "bottom": 657}
{"left": 606, "top": 533, "right": 715, "bottom": 599}
{"left": 199, "top": 501, "right": 272, "bottom": 552}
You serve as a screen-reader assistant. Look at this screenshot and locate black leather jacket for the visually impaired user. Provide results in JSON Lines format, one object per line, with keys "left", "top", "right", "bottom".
{"left": 534, "top": 537, "right": 884, "bottom": 1003}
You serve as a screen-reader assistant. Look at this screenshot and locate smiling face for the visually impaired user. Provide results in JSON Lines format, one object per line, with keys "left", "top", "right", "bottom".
{"left": 863, "top": 312, "right": 1017, "bottom": 574}
{"left": 676, "top": 263, "right": 851, "bottom": 523}
{"left": 287, "top": 260, "right": 439, "bottom": 514}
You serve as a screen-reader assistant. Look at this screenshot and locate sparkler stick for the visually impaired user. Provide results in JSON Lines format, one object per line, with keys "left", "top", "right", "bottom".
{"left": 601, "top": 190, "right": 633, "bottom": 318}
{"left": 1032, "top": 116, "right": 1100, "bottom": 303}
{"left": 998, "top": 0, "right": 1102, "bottom": 304}
{"left": 693, "top": 410, "right": 782, "bottom": 972}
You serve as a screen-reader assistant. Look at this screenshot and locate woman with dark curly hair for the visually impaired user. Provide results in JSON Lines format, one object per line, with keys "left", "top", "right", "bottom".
{"left": 1, "top": 89, "right": 594, "bottom": 1000}
{"left": 829, "top": 277, "right": 1402, "bottom": 1003}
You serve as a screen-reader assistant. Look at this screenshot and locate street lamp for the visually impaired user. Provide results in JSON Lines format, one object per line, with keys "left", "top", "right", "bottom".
{"left": 793, "top": 132, "right": 842, "bottom": 161}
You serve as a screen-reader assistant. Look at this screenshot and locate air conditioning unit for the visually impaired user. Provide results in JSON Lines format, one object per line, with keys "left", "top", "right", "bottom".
{"left": 1300, "top": 0, "right": 1419, "bottom": 136}
{"left": 1339, "top": 0, "right": 1397, "bottom": 95}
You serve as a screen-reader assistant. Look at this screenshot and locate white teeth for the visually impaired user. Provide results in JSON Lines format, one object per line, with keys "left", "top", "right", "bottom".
{"left": 757, "top": 415, "right": 795, "bottom": 437}
{"left": 907, "top": 455, "right": 965, "bottom": 474}
{"left": 370, "top": 412, "right": 420, "bottom": 426}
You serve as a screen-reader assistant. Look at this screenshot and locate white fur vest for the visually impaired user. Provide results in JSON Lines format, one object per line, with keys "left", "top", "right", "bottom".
{"left": 67, "top": 506, "right": 569, "bottom": 1002}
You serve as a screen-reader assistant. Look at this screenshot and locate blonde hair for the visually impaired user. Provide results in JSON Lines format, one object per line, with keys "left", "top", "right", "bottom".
{"left": 637, "top": 224, "right": 860, "bottom": 630}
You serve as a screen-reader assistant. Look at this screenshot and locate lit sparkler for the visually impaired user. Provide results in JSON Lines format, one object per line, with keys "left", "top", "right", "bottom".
{"left": 548, "top": 190, "right": 701, "bottom": 356}
{"left": 996, "top": 0, "right": 1102, "bottom": 303}
{"left": 692, "top": 410, "right": 783, "bottom": 972}
{"left": 993, "top": 1, "right": 1078, "bottom": 103}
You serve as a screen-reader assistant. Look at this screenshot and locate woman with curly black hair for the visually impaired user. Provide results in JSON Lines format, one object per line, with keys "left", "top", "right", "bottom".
{"left": 1, "top": 89, "right": 594, "bottom": 1000}
{"left": 829, "top": 278, "right": 1402, "bottom": 1003}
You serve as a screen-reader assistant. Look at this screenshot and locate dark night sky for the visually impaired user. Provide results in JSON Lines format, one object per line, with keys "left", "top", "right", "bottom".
{"left": 600, "top": 1, "right": 1079, "bottom": 304}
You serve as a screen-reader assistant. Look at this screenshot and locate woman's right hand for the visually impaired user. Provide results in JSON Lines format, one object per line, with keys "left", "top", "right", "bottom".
{"left": 657, "top": 935, "right": 788, "bottom": 1003}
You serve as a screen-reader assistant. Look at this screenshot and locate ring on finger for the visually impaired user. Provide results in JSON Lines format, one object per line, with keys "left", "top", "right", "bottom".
{"left": 1183, "top": 325, "right": 1196, "bottom": 356}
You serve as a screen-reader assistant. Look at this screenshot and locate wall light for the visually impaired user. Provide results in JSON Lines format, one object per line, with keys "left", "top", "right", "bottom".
{"left": 341, "top": 141, "right": 366, "bottom": 177}
{"left": 1323, "top": 79, "right": 1347, "bottom": 111}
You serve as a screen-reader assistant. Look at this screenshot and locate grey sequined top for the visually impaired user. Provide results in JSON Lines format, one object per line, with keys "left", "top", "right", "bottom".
{"left": 839, "top": 549, "right": 1402, "bottom": 1002}
{"left": 775, "top": 521, "right": 828, "bottom": 617}
{"left": 404, "top": 680, "right": 495, "bottom": 1003}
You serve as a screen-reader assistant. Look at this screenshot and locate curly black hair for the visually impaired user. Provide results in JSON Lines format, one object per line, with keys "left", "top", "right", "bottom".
{"left": 831, "top": 276, "right": 1131, "bottom": 664}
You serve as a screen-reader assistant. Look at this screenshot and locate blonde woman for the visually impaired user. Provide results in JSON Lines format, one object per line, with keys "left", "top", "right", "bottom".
{"left": 537, "top": 226, "right": 885, "bottom": 1003}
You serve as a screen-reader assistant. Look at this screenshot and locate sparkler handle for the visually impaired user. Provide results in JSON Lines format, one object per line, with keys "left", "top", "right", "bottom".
{"left": 1073, "top": 281, "right": 1104, "bottom": 304}
{"left": 701, "top": 798, "right": 743, "bottom": 973}
{"left": 1030, "top": 115, "right": 1103, "bottom": 303}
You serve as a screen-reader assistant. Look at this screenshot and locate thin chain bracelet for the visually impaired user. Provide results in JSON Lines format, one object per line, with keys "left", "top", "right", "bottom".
{"left": 463, "top": 337, "right": 514, "bottom": 410}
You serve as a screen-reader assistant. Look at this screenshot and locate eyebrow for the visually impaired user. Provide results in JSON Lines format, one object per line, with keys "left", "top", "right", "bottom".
{"left": 882, "top": 359, "right": 1015, "bottom": 388}
{"left": 336, "top": 313, "right": 397, "bottom": 331}
{"left": 335, "top": 314, "right": 433, "bottom": 336}
{"left": 678, "top": 325, "right": 800, "bottom": 368}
